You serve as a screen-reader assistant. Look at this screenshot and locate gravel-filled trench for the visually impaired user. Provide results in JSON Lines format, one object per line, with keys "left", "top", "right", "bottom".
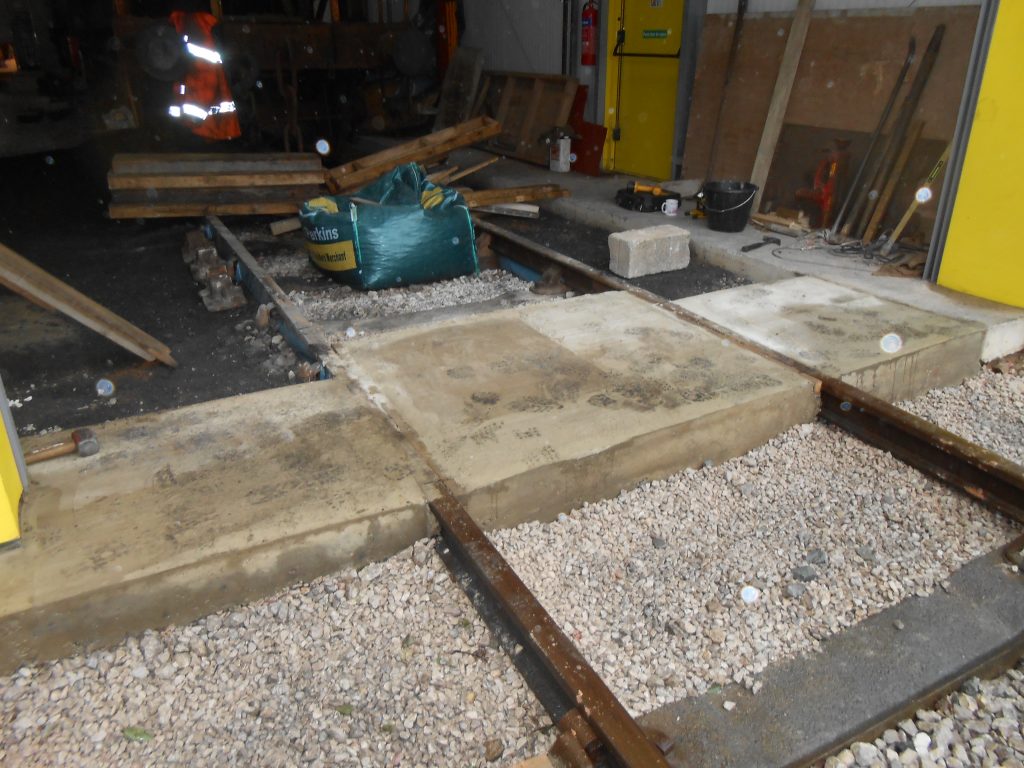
{"left": 2, "top": 367, "right": 1021, "bottom": 767}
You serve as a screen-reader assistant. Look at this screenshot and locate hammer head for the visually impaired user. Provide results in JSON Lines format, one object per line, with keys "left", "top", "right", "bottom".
{"left": 71, "top": 428, "right": 100, "bottom": 458}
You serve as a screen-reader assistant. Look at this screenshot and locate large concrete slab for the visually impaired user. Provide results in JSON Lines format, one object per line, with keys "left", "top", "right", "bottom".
{"left": 677, "top": 277, "right": 985, "bottom": 402}
{"left": 0, "top": 380, "right": 431, "bottom": 673}
{"left": 339, "top": 292, "right": 818, "bottom": 530}
{"left": 641, "top": 548, "right": 1024, "bottom": 767}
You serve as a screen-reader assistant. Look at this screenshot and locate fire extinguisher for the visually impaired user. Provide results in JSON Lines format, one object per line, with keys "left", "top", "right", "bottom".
{"left": 581, "top": 0, "right": 598, "bottom": 67}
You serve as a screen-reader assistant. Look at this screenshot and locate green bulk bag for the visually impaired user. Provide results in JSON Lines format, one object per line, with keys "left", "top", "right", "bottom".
{"left": 299, "top": 163, "right": 478, "bottom": 291}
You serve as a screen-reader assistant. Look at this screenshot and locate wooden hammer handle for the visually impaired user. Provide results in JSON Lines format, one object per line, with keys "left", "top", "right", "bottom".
{"left": 25, "top": 441, "right": 77, "bottom": 465}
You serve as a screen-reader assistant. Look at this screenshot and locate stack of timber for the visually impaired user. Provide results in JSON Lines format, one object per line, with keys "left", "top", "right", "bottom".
{"left": 107, "top": 153, "right": 326, "bottom": 219}
{"left": 324, "top": 116, "right": 501, "bottom": 193}
{"left": 472, "top": 72, "right": 579, "bottom": 166}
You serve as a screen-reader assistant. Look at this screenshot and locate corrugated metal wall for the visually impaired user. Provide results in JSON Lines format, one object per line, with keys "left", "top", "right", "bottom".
{"left": 707, "top": 0, "right": 980, "bottom": 13}
{"left": 461, "top": 0, "right": 565, "bottom": 74}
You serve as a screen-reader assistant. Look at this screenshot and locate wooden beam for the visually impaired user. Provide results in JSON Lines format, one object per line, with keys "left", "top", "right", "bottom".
{"left": 461, "top": 185, "right": 569, "bottom": 207}
{"left": 107, "top": 171, "right": 326, "bottom": 190}
{"left": 325, "top": 117, "right": 501, "bottom": 192}
{"left": 749, "top": 0, "right": 815, "bottom": 212}
{"left": 445, "top": 155, "right": 500, "bottom": 183}
{"left": 108, "top": 201, "right": 302, "bottom": 219}
{"left": 0, "top": 242, "right": 177, "bottom": 367}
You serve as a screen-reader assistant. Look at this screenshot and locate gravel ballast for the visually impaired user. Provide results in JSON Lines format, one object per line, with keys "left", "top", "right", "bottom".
{"left": 826, "top": 665, "right": 1024, "bottom": 767}
{"left": 288, "top": 270, "right": 535, "bottom": 322}
{"left": 2, "top": 368, "right": 1021, "bottom": 766}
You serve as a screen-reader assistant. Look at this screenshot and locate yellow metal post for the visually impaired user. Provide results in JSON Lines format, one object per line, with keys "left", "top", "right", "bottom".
{"left": 937, "top": 1, "right": 1024, "bottom": 308}
{"left": 0, "top": 377, "right": 23, "bottom": 545}
{"left": 603, "top": 0, "right": 685, "bottom": 179}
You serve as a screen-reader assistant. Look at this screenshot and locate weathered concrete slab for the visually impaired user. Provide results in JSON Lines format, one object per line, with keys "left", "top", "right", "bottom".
{"left": 641, "top": 548, "right": 1024, "bottom": 768}
{"left": 0, "top": 380, "right": 431, "bottom": 673}
{"left": 609, "top": 225, "right": 691, "bottom": 278}
{"left": 677, "top": 277, "right": 985, "bottom": 402}
{"left": 340, "top": 292, "right": 818, "bottom": 530}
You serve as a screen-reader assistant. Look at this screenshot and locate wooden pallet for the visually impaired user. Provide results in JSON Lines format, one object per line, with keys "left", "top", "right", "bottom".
{"left": 0, "top": 242, "right": 176, "bottom": 367}
{"left": 473, "top": 72, "right": 578, "bottom": 166}
{"left": 107, "top": 152, "right": 325, "bottom": 220}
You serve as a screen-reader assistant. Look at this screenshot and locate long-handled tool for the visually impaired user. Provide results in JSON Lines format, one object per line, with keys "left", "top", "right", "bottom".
{"left": 828, "top": 38, "right": 915, "bottom": 241}
{"left": 878, "top": 142, "right": 951, "bottom": 258}
{"left": 24, "top": 428, "right": 100, "bottom": 465}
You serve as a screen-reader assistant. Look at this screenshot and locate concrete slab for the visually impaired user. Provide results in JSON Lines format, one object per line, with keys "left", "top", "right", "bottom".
{"left": 0, "top": 380, "right": 431, "bottom": 673}
{"left": 677, "top": 277, "right": 985, "bottom": 402}
{"left": 641, "top": 548, "right": 1024, "bottom": 767}
{"left": 339, "top": 292, "right": 818, "bottom": 530}
{"left": 451, "top": 148, "right": 1024, "bottom": 362}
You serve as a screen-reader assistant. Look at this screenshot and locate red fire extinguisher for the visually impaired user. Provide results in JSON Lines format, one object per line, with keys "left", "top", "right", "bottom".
{"left": 581, "top": 0, "right": 598, "bottom": 67}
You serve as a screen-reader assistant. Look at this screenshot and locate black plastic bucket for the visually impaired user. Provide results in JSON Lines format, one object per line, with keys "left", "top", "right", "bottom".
{"left": 703, "top": 181, "right": 758, "bottom": 232}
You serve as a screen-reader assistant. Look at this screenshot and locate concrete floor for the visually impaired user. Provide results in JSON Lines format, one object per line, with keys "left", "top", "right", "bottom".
{"left": 451, "top": 148, "right": 1024, "bottom": 363}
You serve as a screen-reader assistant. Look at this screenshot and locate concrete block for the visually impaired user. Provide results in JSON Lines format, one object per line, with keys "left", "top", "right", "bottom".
{"left": 0, "top": 380, "right": 431, "bottom": 673}
{"left": 678, "top": 276, "right": 985, "bottom": 402}
{"left": 341, "top": 292, "right": 818, "bottom": 532}
{"left": 608, "top": 225, "right": 691, "bottom": 278}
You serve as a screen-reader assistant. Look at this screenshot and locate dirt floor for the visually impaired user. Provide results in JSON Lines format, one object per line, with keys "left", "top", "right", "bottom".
{"left": 0, "top": 140, "right": 294, "bottom": 437}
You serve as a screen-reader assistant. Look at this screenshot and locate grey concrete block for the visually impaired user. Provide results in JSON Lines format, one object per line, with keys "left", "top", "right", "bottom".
{"left": 608, "top": 225, "right": 691, "bottom": 278}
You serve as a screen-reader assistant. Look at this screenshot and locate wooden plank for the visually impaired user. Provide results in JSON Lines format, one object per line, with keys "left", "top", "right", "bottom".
{"left": 110, "top": 185, "right": 321, "bottom": 205}
{"left": 111, "top": 153, "right": 323, "bottom": 175}
{"left": 107, "top": 171, "right": 326, "bottom": 190}
{"left": 478, "top": 73, "right": 578, "bottom": 166}
{"left": 0, "top": 242, "right": 177, "bottom": 367}
{"left": 749, "top": 0, "right": 815, "bottom": 212}
{"left": 270, "top": 217, "right": 302, "bottom": 236}
{"left": 861, "top": 120, "right": 924, "bottom": 244}
{"left": 325, "top": 117, "right": 502, "bottom": 193}
{"left": 474, "top": 203, "right": 540, "bottom": 218}
{"left": 446, "top": 156, "right": 500, "bottom": 183}
{"left": 108, "top": 201, "right": 303, "bottom": 219}
{"left": 461, "top": 185, "right": 569, "bottom": 207}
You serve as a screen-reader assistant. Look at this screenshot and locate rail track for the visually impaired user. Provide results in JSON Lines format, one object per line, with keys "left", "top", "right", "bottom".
{"left": 420, "top": 219, "right": 1024, "bottom": 767}
{"left": 220, "top": 214, "right": 1024, "bottom": 766}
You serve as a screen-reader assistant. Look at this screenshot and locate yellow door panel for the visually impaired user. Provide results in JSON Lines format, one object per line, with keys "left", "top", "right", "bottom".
{"left": 937, "top": 2, "right": 1024, "bottom": 308}
{"left": 0, "top": 421, "right": 22, "bottom": 546}
{"left": 604, "top": 0, "right": 684, "bottom": 180}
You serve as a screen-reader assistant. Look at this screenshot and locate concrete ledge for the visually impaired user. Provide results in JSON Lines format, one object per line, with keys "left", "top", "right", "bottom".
{"left": 0, "top": 380, "right": 432, "bottom": 673}
{"left": 641, "top": 548, "right": 1024, "bottom": 767}
{"left": 340, "top": 292, "right": 819, "bottom": 530}
{"left": 678, "top": 277, "right": 986, "bottom": 402}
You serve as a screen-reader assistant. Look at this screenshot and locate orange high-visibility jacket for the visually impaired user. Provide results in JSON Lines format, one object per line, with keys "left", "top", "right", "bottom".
{"left": 168, "top": 11, "right": 240, "bottom": 140}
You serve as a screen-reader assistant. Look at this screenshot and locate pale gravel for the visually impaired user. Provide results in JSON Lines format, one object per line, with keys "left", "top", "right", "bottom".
{"left": 826, "top": 667, "right": 1024, "bottom": 767}
{"left": 900, "top": 368, "right": 1024, "bottom": 465}
{"left": 2, "top": 369, "right": 1021, "bottom": 766}
{"left": 288, "top": 271, "right": 535, "bottom": 322}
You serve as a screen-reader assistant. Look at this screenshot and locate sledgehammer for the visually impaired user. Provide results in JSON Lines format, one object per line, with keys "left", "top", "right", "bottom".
{"left": 24, "top": 428, "right": 100, "bottom": 465}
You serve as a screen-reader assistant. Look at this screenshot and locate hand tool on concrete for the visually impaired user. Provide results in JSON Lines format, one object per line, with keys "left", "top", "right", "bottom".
{"left": 24, "top": 428, "right": 100, "bottom": 465}
{"left": 616, "top": 182, "right": 682, "bottom": 213}
{"left": 740, "top": 236, "right": 781, "bottom": 253}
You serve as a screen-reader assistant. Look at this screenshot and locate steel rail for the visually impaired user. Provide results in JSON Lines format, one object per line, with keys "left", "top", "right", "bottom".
{"left": 430, "top": 485, "right": 671, "bottom": 768}
{"left": 474, "top": 217, "right": 1024, "bottom": 526}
